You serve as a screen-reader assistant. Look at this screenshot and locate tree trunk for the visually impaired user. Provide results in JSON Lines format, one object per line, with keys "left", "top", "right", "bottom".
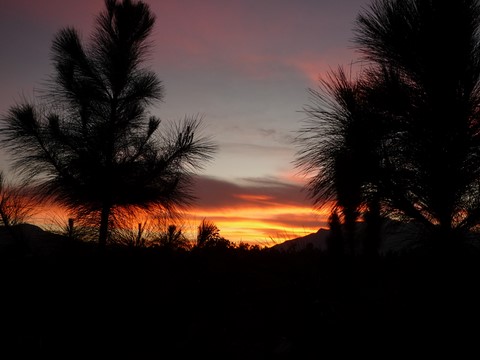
{"left": 98, "top": 204, "right": 111, "bottom": 252}
{"left": 327, "top": 210, "right": 344, "bottom": 257}
{"left": 343, "top": 208, "right": 357, "bottom": 256}
{"left": 435, "top": 222, "right": 458, "bottom": 255}
{"left": 363, "top": 197, "right": 382, "bottom": 257}
{"left": 68, "top": 218, "right": 74, "bottom": 239}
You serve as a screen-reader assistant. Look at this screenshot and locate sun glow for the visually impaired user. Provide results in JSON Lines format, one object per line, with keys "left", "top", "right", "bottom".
{"left": 17, "top": 174, "right": 332, "bottom": 247}
{"left": 27, "top": 201, "right": 328, "bottom": 247}
{"left": 188, "top": 203, "right": 329, "bottom": 246}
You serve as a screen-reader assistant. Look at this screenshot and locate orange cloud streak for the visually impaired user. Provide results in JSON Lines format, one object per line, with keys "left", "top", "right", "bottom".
{"left": 28, "top": 200, "right": 330, "bottom": 247}
{"left": 188, "top": 203, "right": 330, "bottom": 246}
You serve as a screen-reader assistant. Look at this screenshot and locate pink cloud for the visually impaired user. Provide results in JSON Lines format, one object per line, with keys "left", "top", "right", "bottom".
{"left": 191, "top": 175, "right": 312, "bottom": 209}
{"left": 148, "top": 1, "right": 361, "bottom": 81}
{"left": 3, "top": 0, "right": 363, "bottom": 83}
{"left": 3, "top": 0, "right": 102, "bottom": 27}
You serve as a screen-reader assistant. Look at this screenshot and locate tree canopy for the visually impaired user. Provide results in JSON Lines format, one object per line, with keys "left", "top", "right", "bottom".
{"left": 296, "top": 0, "right": 480, "bottom": 250}
{"left": 1, "top": 0, "right": 217, "bottom": 249}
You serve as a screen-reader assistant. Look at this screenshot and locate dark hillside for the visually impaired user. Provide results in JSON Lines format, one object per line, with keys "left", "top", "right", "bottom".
{"left": 1, "top": 234, "right": 480, "bottom": 357}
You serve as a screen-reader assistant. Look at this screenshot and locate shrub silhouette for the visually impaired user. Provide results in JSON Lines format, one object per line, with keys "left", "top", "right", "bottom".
{"left": 196, "top": 218, "right": 233, "bottom": 249}
{"left": 0, "top": 172, "right": 35, "bottom": 228}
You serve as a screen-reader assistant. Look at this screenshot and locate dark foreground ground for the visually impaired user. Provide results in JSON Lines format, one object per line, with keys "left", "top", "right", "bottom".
{"left": 1, "top": 243, "right": 480, "bottom": 358}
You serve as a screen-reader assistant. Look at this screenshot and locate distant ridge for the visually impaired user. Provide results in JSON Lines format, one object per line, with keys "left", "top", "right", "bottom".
{"left": 0, "top": 223, "right": 94, "bottom": 257}
{"left": 271, "top": 220, "right": 424, "bottom": 253}
{"left": 271, "top": 228, "right": 329, "bottom": 252}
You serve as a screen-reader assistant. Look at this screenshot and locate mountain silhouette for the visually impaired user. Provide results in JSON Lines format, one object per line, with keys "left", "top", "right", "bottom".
{"left": 0, "top": 223, "right": 94, "bottom": 257}
{"left": 271, "top": 228, "right": 329, "bottom": 252}
{"left": 271, "top": 219, "right": 424, "bottom": 253}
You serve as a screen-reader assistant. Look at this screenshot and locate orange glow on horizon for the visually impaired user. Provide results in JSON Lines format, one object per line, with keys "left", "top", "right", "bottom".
{"left": 26, "top": 201, "right": 330, "bottom": 247}
{"left": 188, "top": 203, "right": 331, "bottom": 246}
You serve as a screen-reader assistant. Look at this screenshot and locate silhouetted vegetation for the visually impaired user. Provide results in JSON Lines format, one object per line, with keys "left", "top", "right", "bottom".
{"left": 155, "top": 224, "right": 192, "bottom": 250}
{"left": 2, "top": 0, "right": 480, "bottom": 357}
{"left": 326, "top": 210, "right": 344, "bottom": 257}
{"left": 0, "top": 173, "right": 35, "bottom": 228}
{"left": 1, "top": 0, "right": 216, "bottom": 250}
{"left": 0, "top": 230, "right": 479, "bottom": 357}
{"left": 196, "top": 218, "right": 234, "bottom": 249}
{"left": 296, "top": 0, "right": 480, "bottom": 251}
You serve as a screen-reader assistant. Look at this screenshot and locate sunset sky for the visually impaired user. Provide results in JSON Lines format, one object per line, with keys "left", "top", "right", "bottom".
{"left": 0, "top": 0, "right": 370, "bottom": 245}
